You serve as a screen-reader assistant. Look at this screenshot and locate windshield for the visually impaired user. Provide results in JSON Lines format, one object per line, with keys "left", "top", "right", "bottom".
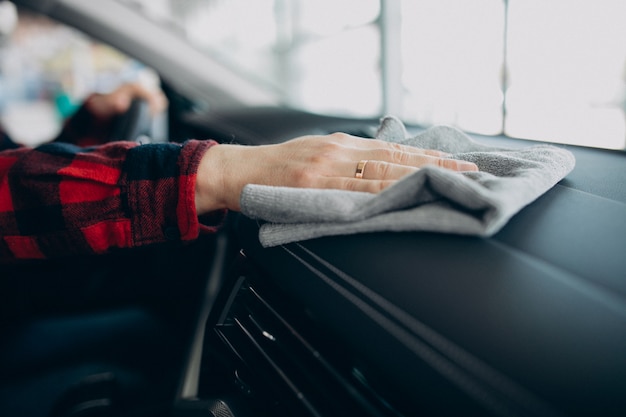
{"left": 117, "top": 0, "right": 626, "bottom": 151}
{"left": 36, "top": 0, "right": 626, "bottom": 150}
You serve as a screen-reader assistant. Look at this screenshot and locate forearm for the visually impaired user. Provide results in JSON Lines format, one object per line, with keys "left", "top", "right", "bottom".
{"left": 0, "top": 139, "right": 223, "bottom": 261}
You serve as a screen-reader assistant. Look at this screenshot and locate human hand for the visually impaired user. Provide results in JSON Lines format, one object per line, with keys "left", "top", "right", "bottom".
{"left": 86, "top": 82, "right": 168, "bottom": 120}
{"left": 195, "top": 132, "right": 478, "bottom": 214}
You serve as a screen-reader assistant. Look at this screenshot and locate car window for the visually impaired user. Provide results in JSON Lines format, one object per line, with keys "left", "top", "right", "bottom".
{"left": 119, "top": 0, "right": 626, "bottom": 151}
{"left": 0, "top": 4, "right": 159, "bottom": 146}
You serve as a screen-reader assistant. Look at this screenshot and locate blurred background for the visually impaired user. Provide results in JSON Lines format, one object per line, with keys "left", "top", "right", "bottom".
{"left": 0, "top": 1, "right": 160, "bottom": 145}
{"left": 1, "top": 0, "right": 625, "bottom": 149}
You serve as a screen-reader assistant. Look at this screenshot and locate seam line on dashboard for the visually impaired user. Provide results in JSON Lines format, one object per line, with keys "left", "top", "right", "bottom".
{"left": 554, "top": 182, "right": 626, "bottom": 207}
{"left": 486, "top": 238, "right": 626, "bottom": 319}
{"left": 282, "top": 243, "right": 561, "bottom": 417}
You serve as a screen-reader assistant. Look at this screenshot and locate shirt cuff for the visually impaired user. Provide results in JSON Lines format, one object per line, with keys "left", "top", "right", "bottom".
{"left": 176, "top": 139, "right": 227, "bottom": 239}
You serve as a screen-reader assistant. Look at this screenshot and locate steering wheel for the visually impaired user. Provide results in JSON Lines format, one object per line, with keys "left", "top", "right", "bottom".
{"left": 109, "top": 98, "right": 153, "bottom": 143}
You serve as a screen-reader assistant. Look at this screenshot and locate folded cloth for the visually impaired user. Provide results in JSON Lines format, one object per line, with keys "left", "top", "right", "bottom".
{"left": 240, "top": 116, "right": 576, "bottom": 247}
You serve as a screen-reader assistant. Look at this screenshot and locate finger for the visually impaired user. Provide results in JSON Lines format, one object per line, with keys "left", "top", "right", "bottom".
{"left": 360, "top": 146, "right": 480, "bottom": 170}
{"left": 326, "top": 135, "right": 477, "bottom": 170}
{"left": 353, "top": 160, "right": 418, "bottom": 180}
{"left": 344, "top": 156, "right": 477, "bottom": 179}
{"left": 118, "top": 83, "right": 168, "bottom": 114}
{"left": 111, "top": 93, "right": 132, "bottom": 114}
{"left": 135, "top": 87, "right": 168, "bottom": 114}
{"left": 437, "top": 158, "right": 478, "bottom": 172}
{"left": 317, "top": 176, "right": 396, "bottom": 194}
{"left": 339, "top": 134, "right": 450, "bottom": 158}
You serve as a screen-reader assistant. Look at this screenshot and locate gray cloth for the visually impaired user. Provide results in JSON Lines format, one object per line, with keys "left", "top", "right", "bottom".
{"left": 240, "top": 116, "right": 576, "bottom": 247}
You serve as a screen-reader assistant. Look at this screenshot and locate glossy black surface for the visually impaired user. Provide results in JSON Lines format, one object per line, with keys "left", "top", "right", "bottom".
{"left": 215, "top": 107, "right": 626, "bottom": 417}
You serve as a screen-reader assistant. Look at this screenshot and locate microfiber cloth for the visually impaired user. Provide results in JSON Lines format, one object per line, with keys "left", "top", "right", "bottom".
{"left": 239, "top": 116, "right": 576, "bottom": 247}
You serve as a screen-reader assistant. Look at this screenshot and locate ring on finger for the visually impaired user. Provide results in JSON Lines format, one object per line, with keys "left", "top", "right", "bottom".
{"left": 355, "top": 160, "right": 368, "bottom": 179}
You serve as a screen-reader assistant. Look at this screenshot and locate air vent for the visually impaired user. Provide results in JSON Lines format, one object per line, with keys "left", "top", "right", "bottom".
{"left": 211, "top": 275, "right": 404, "bottom": 417}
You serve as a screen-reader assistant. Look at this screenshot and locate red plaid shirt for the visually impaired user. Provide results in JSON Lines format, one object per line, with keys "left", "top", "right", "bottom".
{"left": 0, "top": 97, "right": 225, "bottom": 262}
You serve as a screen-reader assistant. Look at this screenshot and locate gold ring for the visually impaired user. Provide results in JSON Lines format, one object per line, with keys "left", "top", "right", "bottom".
{"left": 355, "top": 160, "right": 368, "bottom": 179}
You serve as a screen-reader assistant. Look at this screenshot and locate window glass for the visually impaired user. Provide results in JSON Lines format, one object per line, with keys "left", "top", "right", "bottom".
{"left": 505, "top": 0, "right": 626, "bottom": 149}
{"left": 0, "top": 5, "right": 157, "bottom": 146}
{"left": 127, "top": 0, "right": 381, "bottom": 117}
{"left": 399, "top": 0, "right": 505, "bottom": 136}
{"left": 122, "top": 0, "right": 626, "bottom": 150}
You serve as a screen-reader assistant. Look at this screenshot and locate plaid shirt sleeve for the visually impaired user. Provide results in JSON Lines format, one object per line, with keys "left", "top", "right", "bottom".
{"left": 0, "top": 103, "right": 225, "bottom": 261}
{"left": 0, "top": 139, "right": 225, "bottom": 261}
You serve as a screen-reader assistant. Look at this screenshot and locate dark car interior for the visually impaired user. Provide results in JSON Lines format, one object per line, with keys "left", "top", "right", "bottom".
{"left": 174, "top": 95, "right": 626, "bottom": 417}
{"left": 2, "top": 1, "right": 626, "bottom": 417}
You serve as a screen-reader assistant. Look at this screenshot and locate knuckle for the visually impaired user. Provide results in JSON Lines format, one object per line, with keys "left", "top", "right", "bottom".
{"left": 364, "top": 180, "right": 389, "bottom": 194}
{"left": 310, "top": 141, "right": 343, "bottom": 163}
{"left": 344, "top": 179, "right": 360, "bottom": 192}
{"left": 380, "top": 147, "right": 410, "bottom": 165}
{"left": 372, "top": 181, "right": 388, "bottom": 193}
{"left": 373, "top": 161, "right": 393, "bottom": 179}
{"left": 396, "top": 151, "right": 412, "bottom": 165}
{"left": 329, "top": 132, "right": 351, "bottom": 142}
{"left": 437, "top": 158, "right": 448, "bottom": 169}
{"left": 389, "top": 143, "right": 411, "bottom": 163}
{"left": 379, "top": 148, "right": 395, "bottom": 161}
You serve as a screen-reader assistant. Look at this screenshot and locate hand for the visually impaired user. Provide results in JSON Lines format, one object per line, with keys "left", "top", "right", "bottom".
{"left": 86, "top": 82, "right": 168, "bottom": 120}
{"left": 195, "top": 132, "right": 478, "bottom": 214}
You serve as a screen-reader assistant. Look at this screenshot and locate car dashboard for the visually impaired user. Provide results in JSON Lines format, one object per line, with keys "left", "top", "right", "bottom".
{"left": 177, "top": 106, "right": 626, "bottom": 417}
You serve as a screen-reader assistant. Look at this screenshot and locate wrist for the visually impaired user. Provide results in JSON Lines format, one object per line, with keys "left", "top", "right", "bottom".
{"left": 195, "top": 143, "right": 237, "bottom": 213}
